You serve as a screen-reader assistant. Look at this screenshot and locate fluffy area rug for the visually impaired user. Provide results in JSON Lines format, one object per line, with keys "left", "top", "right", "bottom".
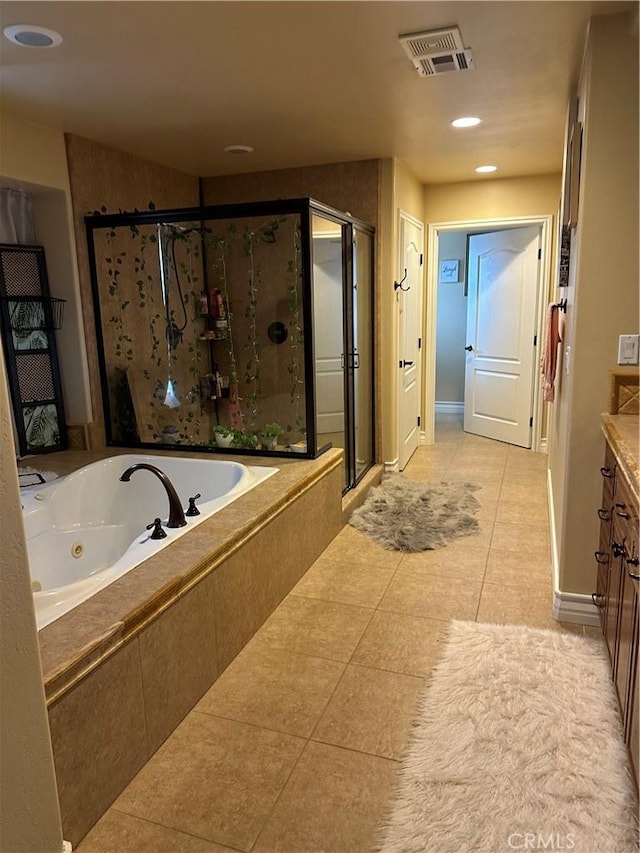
{"left": 378, "top": 621, "right": 639, "bottom": 853}
{"left": 349, "top": 475, "right": 480, "bottom": 551}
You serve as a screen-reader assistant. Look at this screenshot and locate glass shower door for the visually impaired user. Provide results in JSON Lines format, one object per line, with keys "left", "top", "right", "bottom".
{"left": 353, "top": 228, "right": 374, "bottom": 480}
{"left": 311, "top": 213, "right": 347, "bottom": 486}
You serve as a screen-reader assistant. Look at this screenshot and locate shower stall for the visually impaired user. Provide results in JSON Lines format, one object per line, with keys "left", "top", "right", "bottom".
{"left": 85, "top": 198, "right": 375, "bottom": 492}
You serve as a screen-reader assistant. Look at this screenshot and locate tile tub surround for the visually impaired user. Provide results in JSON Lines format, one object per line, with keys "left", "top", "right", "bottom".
{"left": 28, "top": 447, "right": 343, "bottom": 846}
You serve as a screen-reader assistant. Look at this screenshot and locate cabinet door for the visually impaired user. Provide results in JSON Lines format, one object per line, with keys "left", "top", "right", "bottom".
{"left": 628, "top": 638, "right": 639, "bottom": 788}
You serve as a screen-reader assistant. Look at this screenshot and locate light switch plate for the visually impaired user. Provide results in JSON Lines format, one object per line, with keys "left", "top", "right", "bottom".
{"left": 618, "top": 334, "right": 639, "bottom": 365}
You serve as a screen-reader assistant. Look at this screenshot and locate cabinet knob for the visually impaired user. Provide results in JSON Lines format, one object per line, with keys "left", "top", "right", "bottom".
{"left": 600, "top": 466, "right": 614, "bottom": 479}
{"left": 594, "top": 550, "right": 609, "bottom": 565}
{"left": 597, "top": 508, "right": 611, "bottom": 521}
{"left": 591, "top": 592, "right": 605, "bottom": 609}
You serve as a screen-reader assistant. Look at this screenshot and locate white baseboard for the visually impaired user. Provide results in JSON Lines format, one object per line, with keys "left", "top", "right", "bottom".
{"left": 552, "top": 589, "right": 601, "bottom": 627}
{"left": 547, "top": 469, "right": 600, "bottom": 627}
{"left": 63, "top": 842, "right": 72, "bottom": 852}
{"left": 419, "top": 430, "right": 428, "bottom": 445}
{"left": 435, "top": 401, "right": 464, "bottom": 414}
{"left": 538, "top": 437, "right": 548, "bottom": 454}
{"left": 384, "top": 458, "right": 399, "bottom": 473}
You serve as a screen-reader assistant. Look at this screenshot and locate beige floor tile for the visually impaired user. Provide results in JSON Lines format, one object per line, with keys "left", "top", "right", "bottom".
{"left": 499, "top": 481, "right": 549, "bottom": 504}
{"left": 490, "top": 521, "right": 550, "bottom": 557}
{"left": 291, "top": 556, "right": 395, "bottom": 609}
{"left": 378, "top": 569, "right": 482, "bottom": 621}
{"left": 312, "top": 664, "right": 424, "bottom": 759}
{"left": 352, "top": 611, "right": 448, "bottom": 677}
{"left": 402, "top": 465, "right": 451, "bottom": 482}
{"left": 196, "top": 643, "right": 345, "bottom": 737}
{"left": 252, "top": 741, "right": 397, "bottom": 853}
{"left": 484, "top": 548, "right": 552, "bottom": 590}
{"left": 256, "top": 594, "right": 374, "bottom": 662}
{"left": 502, "top": 467, "right": 549, "bottom": 487}
{"left": 76, "top": 809, "right": 233, "bottom": 852}
{"left": 322, "top": 525, "right": 403, "bottom": 570}
{"left": 114, "top": 713, "right": 304, "bottom": 852}
{"left": 399, "top": 543, "right": 488, "bottom": 582}
{"left": 505, "top": 451, "right": 549, "bottom": 470}
{"left": 584, "top": 625, "right": 606, "bottom": 640}
{"left": 477, "top": 582, "right": 571, "bottom": 631}
{"left": 495, "top": 501, "right": 549, "bottom": 526}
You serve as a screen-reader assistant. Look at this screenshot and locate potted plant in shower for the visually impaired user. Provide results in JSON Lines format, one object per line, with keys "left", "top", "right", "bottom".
{"left": 260, "top": 422, "right": 284, "bottom": 451}
{"left": 213, "top": 424, "right": 234, "bottom": 448}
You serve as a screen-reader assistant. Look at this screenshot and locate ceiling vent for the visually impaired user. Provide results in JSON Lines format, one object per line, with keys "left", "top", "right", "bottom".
{"left": 399, "top": 26, "right": 474, "bottom": 76}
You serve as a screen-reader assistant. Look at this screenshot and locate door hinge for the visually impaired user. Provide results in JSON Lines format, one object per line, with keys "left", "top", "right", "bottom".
{"left": 418, "top": 337, "right": 422, "bottom": 349}
{"left": 529, "top": 416, "right": 534, "bottom": 428}
{"left": 533, "top": 334, "right": 537, "bottom": 346}
{"left": 420, "top": 253, "right": 424, "bottom": 265}
{"left": 417, "top": 416, "right": 421, "bottom": 426}
{"left": 537, "top": 248, "right": 542, "bottom": 260}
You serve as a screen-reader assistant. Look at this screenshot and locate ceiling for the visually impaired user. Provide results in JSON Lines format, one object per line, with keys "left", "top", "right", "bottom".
{"left": 0, "top": 1, "right": 636, "bottom": 184}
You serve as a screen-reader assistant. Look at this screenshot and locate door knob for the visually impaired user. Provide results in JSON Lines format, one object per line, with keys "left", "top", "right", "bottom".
{"left": 402, "top": 360, "right": 414, "bottom": 367}
{"left": 465, "top": 345, "right": 473, "bottom": 352}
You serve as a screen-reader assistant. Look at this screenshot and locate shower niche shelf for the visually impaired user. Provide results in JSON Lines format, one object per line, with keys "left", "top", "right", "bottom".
{"left": 85, "top": 198, "right": 375, "bottom": 491}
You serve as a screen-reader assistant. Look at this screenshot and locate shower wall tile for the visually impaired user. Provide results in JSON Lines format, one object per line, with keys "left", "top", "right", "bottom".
{"left": 138, "top": 576, "right": 218, "bottom": 754}
{"left": 201, "top": 160, "right": 380, "bottom": 227}
{"left": 48, "top": 638, "right": 149, "bottom": 847}
{"left": 213, "top": 466, "right": 343, "bottom": 671}
{"left": 64, "top": 133, "right": 199, "bottom": 450}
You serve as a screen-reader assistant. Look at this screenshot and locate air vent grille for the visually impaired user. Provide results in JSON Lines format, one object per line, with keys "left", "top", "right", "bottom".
{"left": 399, "top": 27, "right": 474, "bottom": 76}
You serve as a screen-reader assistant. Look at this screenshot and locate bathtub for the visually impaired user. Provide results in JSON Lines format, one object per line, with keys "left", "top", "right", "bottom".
{"left": 22, "top": 454, "right": 278, "bottom": 630}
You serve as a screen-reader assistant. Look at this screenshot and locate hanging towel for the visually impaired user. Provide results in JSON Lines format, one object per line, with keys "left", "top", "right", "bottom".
{"left": 541, "top": 302, "right": 563, "bottom": 402}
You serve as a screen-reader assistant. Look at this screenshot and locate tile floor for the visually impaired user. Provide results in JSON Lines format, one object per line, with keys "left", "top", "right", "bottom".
{"left": 77, "top": 416, "right": 596, "bottom": 853}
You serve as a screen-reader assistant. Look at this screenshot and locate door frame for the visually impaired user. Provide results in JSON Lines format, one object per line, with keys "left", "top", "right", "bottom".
{"left": 424, "top": 214, "right": 553, "bottom": 451}
{"left": 396, "top": 210, "right": 425, "bottom": 470}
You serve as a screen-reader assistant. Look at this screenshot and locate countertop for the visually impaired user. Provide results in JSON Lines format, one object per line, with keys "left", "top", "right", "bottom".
{"left": 601, "top": 413, "right": 639, "bottom": 505}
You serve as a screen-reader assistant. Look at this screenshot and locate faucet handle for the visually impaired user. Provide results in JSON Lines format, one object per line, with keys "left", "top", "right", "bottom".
{"left": 186, "top": 494, "right": 201, "bottom": 517}
{"left": 146, "top": 518, "right": 167, "bottom": 539}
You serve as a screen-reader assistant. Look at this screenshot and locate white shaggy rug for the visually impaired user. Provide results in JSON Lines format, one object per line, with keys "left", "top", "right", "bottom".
{"left": 349, "top": 475, "right": 480, "bottom": 551}
{"left": 378, "top": 621, "right": 639, "bottom": 853}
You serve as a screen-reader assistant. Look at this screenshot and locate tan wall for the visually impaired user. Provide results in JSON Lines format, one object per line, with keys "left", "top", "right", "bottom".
{"left": 0, "top": 111, "right": 92, "bottom": 424}
{"left": 0, "top": 346, "right": 64, "bottom": 853}
{"left": 65, "top": 134, "right": 200, "bottom": 449}
{"left": 549, "top": 12, "right": 639, "bottom": 595}
{"left": 423, "top": 174, "right": 562, "bottom": 225}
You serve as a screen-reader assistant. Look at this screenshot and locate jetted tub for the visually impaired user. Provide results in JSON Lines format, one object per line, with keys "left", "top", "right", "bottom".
{"left": 22, "top": 454, "right": 278, "bottom": 630}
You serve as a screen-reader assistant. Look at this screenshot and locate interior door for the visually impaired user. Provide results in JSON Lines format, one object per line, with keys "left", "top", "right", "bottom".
{"left": 464, "top": 226, "right": 540, "bottom": 447}
{"left": 398, "top": 215, "right": 424, "bottom": 469}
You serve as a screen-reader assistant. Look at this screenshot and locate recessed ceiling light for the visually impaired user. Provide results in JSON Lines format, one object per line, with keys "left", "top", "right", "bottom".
{"left": 452, "top": 116, "right": 482, "bottom": 128}
{"left": 475, "top": 165, "right": 498, "bottom": 173}
{"left": 223, "top": 145, "right": 254, "bottom": 155}
{"left": 3, "top": 24, "right": 63, "bottom": 48}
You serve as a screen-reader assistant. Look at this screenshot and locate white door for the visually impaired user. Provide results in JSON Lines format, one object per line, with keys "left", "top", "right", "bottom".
{"left": 314, "top": 237, "right": 345, "bottom": 436}
{"left": 464, "top": 226, "right": 540, "bottom": 447}
{"left": 398, "top": 214, "right": 424, "bottom": 469}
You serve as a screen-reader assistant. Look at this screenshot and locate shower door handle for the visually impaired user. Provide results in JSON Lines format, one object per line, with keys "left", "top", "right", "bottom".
{"left": 465, "top": 345, "right": 473, "bottom": 352}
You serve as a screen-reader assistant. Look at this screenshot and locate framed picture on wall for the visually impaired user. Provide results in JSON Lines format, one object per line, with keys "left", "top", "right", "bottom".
{"left": 439, "top": 259, "right": 459, "bottom": 283}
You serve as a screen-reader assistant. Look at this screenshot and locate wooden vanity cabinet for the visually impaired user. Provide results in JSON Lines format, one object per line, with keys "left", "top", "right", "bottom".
{"left": 594, "top": 440, "right": 639, "bottom": 788}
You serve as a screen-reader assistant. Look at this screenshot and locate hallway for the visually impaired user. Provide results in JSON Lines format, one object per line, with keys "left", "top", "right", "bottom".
{"left": 77, "top": 416, "right": 595, "bottom": 853}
